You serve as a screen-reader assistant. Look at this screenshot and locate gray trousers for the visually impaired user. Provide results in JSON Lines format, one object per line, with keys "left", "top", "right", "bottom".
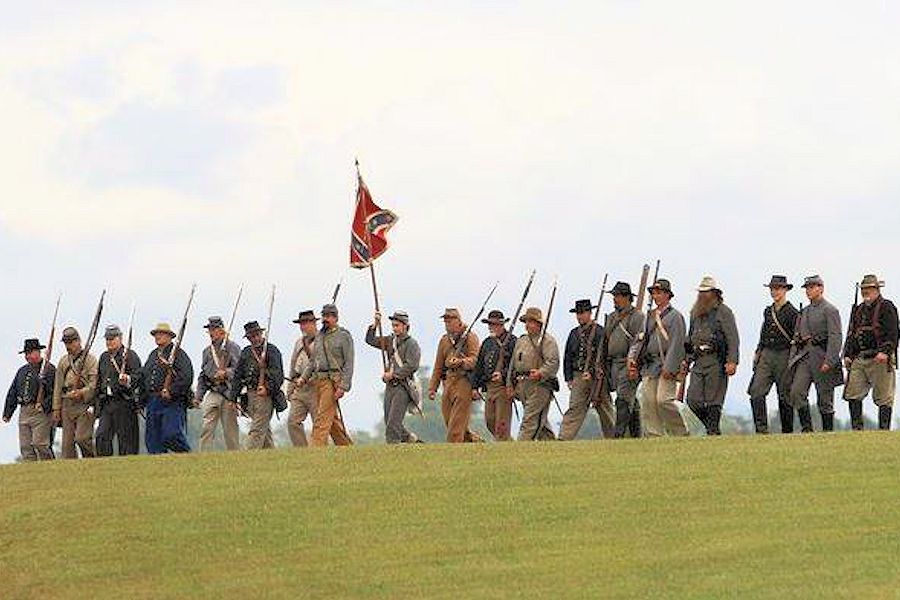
{"left": 384, "top": 383, "right": 414, "bottom": 444}
{"left": 246, "top": 392, "right": 274, "bottom": 450}
{"left": 18, "top": 403, "right": 53, "bottom": 461}
{"left": 608, "top": 359, "right": 640, "bottom": 438}
{"left": 790, "top": 355, "right": 836, "bottom": 415}
{"left": 748, "top": 349, "right": 790, "bottom": 402}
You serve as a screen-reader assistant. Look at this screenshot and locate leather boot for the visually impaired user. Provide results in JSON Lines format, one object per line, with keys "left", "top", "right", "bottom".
{"left": 848, "top": 400, "right": 864, "bottom": 431}
{"left": 879, "top": 405, "right": 892, "bottom": 430}
{"left": 750, "top": 397, "right": 769, "bottom": 434}
{"left": 707, "top": 405, "right": 723, "bottom": 435}
{"left": 821, "top": 412, "right": 834, "bottom": 432}
{"left": 798, "top": 405, "right": 813, "bottom": 433}
{"left": 629, "top": 402, "right": 642, "bottom": 438}
{"left": 778, "top": 402, "right": 794, "bottom": 433}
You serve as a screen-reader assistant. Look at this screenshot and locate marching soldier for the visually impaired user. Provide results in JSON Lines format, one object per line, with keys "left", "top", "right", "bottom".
{"left": 604, "top": 282, "right": 644, "bottom": 438}
{"left": 628, "top": 279, "right": 689, "bottom": 437}
{"left": 52, "top": 327, "right": 99, "bottom": 458}
{"left": 141, "top": 323, "right": 193, "bottom": 453}
{"left": 286, "top": 310, "right": 318, "bottom": 447}
{"left": 509, "top": 307, "right": 560, "bottom": 441}
{"left": 684, "top": 276, "right": 740, "bottom": 436}
{"left": 747, "top": 276, "right": 799, "bottom": 433}
{"left": 3, "top": 339, "right": 55, "bottom": 461}
{"left": 195, "top": 317, "right": 241, "bottom": 451}
{"left": 428, "top": 309, "right": 481, "bottom": 443}
{"left": 471, "top": 310, "right": 517, "bottom": 441}
{"left": 366, "top": 310, "right": 422, "bottom": 444}
{"left": 299, "top": 304, "right": 354, "bottom": 447}
{"left": 788, "top": 275, "right": 844, "bottom": 432}
{"left": 843, "top": 274, "right": 899, "bottom": 430}
{"left": 95, "top": 325, "right": 142, "bottom": 456}
{"left": 232, "top": 321, "right": 285, "bottom": 450}
{"left": 559, "top": 299, "right": 611, "bottom": 440}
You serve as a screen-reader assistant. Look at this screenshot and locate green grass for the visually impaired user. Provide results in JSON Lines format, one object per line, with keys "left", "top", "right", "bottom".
{"left": 2, "top": 433, "right": 900, "bottom": 599}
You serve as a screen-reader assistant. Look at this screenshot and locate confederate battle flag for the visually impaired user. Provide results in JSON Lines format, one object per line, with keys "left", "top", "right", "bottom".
{"left": 350, "top": 163, "right": 398, "bottom": 268}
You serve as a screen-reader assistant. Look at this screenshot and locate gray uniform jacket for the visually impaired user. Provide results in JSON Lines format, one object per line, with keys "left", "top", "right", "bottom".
{"left": 196, "top": 339, "right": 241, "bottom": 401}
{"left": 687, "top": 302, "right": 740, "bottom": 370}
{"left": 792, "top": 298, "right": 844, "bottom": 387}
{"left": 604, "top": 306, "right": 644, "bottom": 361}
{"left": 365, "top": 326, "right": 421, "bottom": 383}
{"left": 301, "top": 326, "right": 355, "bottom": 391}
{"left": 629, "top": 305, "right": 686, "bottom": 378}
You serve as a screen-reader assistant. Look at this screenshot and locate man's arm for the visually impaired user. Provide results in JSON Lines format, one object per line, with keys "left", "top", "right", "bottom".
{"left": 663, "top": 313, "right": 687, "bottom": 374}
{"left": 231, "top": 350, "right": 247, "bottom": 400}
{"left": 3, "top": 373, "right": 18, "bottom": 420}
{"left": 825, "top": 305, "right": 843, "bottom": 368}
{"left": 428, "top": 339, "right": 446, "bottom": 395}
{"left": 880, "top": 300, "right": 899, "bottom": 356}
{"left": 721, "top": 305, "right": 740, "bottom": 365}
{"left": 563, "top": 330, "right": 576, "bottom": 382}
{"left": 540, "top": 337, "right": 561, "bottom": 379}
{"left": 78, "top": 355, "right": 99, "bottom": 405}
{"left": 340, "top": 331, "right": 354, "bottom": 392}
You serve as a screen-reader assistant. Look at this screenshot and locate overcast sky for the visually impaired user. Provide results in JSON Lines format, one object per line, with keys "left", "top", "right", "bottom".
{"left": 1, "top": 1, "right": 899, "bottom": 461}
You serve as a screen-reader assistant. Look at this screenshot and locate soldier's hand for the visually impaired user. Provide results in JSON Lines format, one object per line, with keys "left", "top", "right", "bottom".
{"left": 661, "top": 369, "right": 676, "bottom": 381}
{"left": 161, "top": 389, "right": 171, "bottom": 401}
{"left": 2, "top": 416, "right": 9, "bottom": 423}
{"left": 504, "top": 386, "right": 516, "bottom": 401}
{"left": 447, "top": 356, "right": 461, "bottom": 368}
{"left": 256, "top": 385, "right": 268, "bottom": 397}
{"left": 297, "top": 377, "right": 307, "bottom": 386}
{"left": 334, "top": 388, "right": 345, "bottom": 401}
{"left": 374, "top": 311, "right": 382, "bottom": 325}
{"left": 528, "top": 369, "right": 542, "bottom": 381}
{"left": 567, "top": 380, "right": 573, "bottom": 390}
{"left": 192, "top": 397, "right": 201, "bottom": 409}
{"left": 819, "top": 363, "right": 831, "bottom": 374}
{"left": 462, "top": 357, "right": 476, "bottom": 370}
{"left": 382, "top": 370, "right": 394, "bottom": 383}
{"left": 428, "top": 390, "right": 437, "bottom": 401}
{"left": 875, "top": 352, "right": 889, "bottom": 365}
{"left": 214, "top": 369, "right": 227, "bottom": 382}
{"left": 725, "top": 362, "right": 737, "bottom": 377}
{"left": 472, "top": 390, "right": 481, "bottom": 401}
{"left": 581, "top": 371, "right": 592, "bottom": 381}
{"left": 844, "top": 357, "right": 853, "bottom": 369}
{"left": 119, "top": 373, "right": 131, "bottom": 386}
{"left": 52, "top": 409, "right": 61, "bottom": 425}
{"left": 490, "top": 371, "right": 502, "bottom": 383}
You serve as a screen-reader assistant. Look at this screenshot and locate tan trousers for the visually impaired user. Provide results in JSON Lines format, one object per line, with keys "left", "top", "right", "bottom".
{"left": 559, "top": 377, "right": 616, "bottom": 440}
{"left": 19, "top": 403, "right": 53, "bottom": 461}
{"left": 311, "top": 378, "right": 352, "bottom": 447}
{"left": 246, "top": 391, "right": 274, "bottom": 450}
{"left": 517, "top": 379, "right": 554, "bottom": 441}
{"left": 441, "top": 373, "right": 474, "bottom": 443}
{"left": 288, "top": 385, "right": 317, "bottom": 447}
{"left": 200, "top": 391, "right": 240, "bottom": 451}
{"left": 61, "top": 399, "right": 95, "bottom": 459}
{"left": 845, "top": 358, "right": 896, "bottom": 406}
{"left": 639, "top": 376, "right": 688, "bottom": 437}
{"left": 484, "top": 382, "right": 513, "bottom": 441}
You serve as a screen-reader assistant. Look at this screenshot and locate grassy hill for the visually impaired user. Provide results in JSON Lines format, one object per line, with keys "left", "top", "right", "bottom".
{"left": 2, "top": 433, "right": 900, "bottom": 599}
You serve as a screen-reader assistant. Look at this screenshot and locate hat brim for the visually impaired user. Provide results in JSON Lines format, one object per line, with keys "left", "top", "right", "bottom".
{"left": 801, "top": 282, "right": 823, "bottom": 288}
{"left": 150, "top": 330, "right": 176, "bottom": 337}
{"left": 696, "top": 287, "right": 721, "bottom": 293}
{"left": 244, "top": 328, "right": 265, "bottom": 337}
{"left": 648, "top": 286, "right": 674, "bottom": 298}
{"left": 203, "top": 323, "right": 225, "bottom": 329}
{"left": 519, "top": 316, "right": 544, "bottom": 324}
{"left": 481, "top": 318, "right": 510, "bottom": 325}
{"left": 20, "top": 345, "right": 46, "bottom": 354}
{"left": 764, "top": 283, "right": 794, "bottom": 290}
{"left": 569, "top": 306, "right": 597, "bottom": 314}
{"left": 292, "top": 317, "right": 318, "bottom": 324}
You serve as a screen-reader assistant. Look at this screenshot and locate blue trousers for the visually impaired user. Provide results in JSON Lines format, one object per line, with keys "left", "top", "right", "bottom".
{"left": 145, "top": 396, "right": 191, "bottom": 454}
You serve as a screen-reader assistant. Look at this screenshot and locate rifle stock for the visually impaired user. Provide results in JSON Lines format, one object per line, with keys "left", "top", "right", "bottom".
{"left": 163, "top": 284, "right": 197, "bottom": 397}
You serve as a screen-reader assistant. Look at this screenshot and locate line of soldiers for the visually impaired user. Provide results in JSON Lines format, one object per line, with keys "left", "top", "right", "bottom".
{"left": 4, "top": 273, "right": 897, "bottom": 461}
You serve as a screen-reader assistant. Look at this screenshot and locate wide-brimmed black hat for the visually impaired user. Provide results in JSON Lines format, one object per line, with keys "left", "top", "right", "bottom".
{"left": 20, "top": 338, "right": 45, "bottom": 354}
{"left": 569, "top": 299, "right": 596, "bottom": 314}
{"left": 204, "top": 316, "right": 225, "bottom": 330}
{"left": 481, "top": 310, "right": 509, "bottom": 325}
{"left": 648, "top": 279, "right": 674, "bottom": 298}
{"left": 292, "top": 310, "right": 318, "bottom": 324}
{"left": 610, "top": 281, "right": 634, "bottom": 297}
{"left": 243, "top": 321, "right": 265, "bottom": 337}
{"left": 765, "top": 275, "right": 793, "bottom": 290}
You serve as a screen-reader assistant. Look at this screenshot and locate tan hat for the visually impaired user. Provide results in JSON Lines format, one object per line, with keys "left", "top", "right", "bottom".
{"left": 860, "top": 274, "right": 885, "bottom": 290}
{"left": 519, "top": 307, "right": 544, "bottom": 325}
{"left": 697, "top": 275, "right": 720, "bottom": 293}
{"left": 150, "top": 323, "right": 176, "bottom": 338}
{"left": 441, "top": 308, "right": 462, "bottom": 320}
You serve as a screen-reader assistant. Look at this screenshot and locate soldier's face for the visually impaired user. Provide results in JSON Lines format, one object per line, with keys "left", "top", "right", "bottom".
{"left": 861, "top": 287, "right": 880, "bottom": 303}
{"left": 208, "top": 327, "right": 226, "bottom": 343}
{"left": 443, "top": 317, "right": 460, "bottom": 334}
{"left": 613, "top": 294, "right": 631, "bottom": 309}
{"left": 323, "top": 314, "right": 338, "bottom": 328}
{"left": 64, "top": 339, "right": 82, "bottom": 354}
{"left": 576, "top": 311, "right": 591, "bottom": 326}
{"left": 247, "top": 330, "right": 265, "bottom": 347}
{"left": 25, "top": 350, "right": 42, "bottom": 365}
{"left": 391, "top": 320, "right": 408, "bottom": 336}
{"left": 106, "top": 337, "right": 123, "bottom": 352}
{"left": 525, "top": 320, "right": 541, "bottom": 335}
{"left": 651, "top": 289, "right": 669, "bottom": 306}
{"left": 488, "top": 322, "right": 504, "bottom": 337}
{"left": 300, "top": 321, "right": 317, "bottom": 336}
{"left": 805, "top": 284, "right": 823, "bottom": 301}
{"left": 769, "top": 286, "right": 787, "bottom": 303}
{"left": 154, "top": 332, "right": 174, "bottom": 347}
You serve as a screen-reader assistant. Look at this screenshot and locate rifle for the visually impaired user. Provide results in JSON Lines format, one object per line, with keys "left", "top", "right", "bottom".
{"left": 633, "top": 260, "right": 661, "bottom": 373}
{"left": 162, "top": 284, "right": 197, "bottom": 398}
{"left": 70, "top": 289, "right": 106, "bottom": 389}
{"left": 452, "top": 282, "right": 499, "bottom": 356}
{"left": 498, "top": 270, "right": 536, "bottom": 384}
{"left": 331, "top": 277, "right": 343, "bottom": 304}
{"left": 256, "top": 285, "right": 276, "bottom": 396}
{"left": 539, "top": 278, "right": 563, "bottom": 415}
{"left": 35, "top": 294, "right": 62, "bottom": 412}
{"left": 210, "top": 284, "right": 244, "bottom": 372}
{"left": 116, "top": 303, "right": 136, "bottom": 376}
{"left": 585, "top": 273, "right": 609, "bottom": 402}
{"left": 634, "top": 264, "right": 651, "bottom": 320}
